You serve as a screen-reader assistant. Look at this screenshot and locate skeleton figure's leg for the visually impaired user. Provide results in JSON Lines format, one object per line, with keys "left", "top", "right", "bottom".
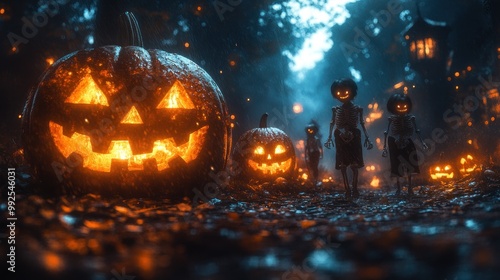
{"left": 340, "top": 165, "right": 351, "bottom": 198}
{"left": 395, "top": 177, "right": 401, "bottom": 195}
{"left": 408, "top": 174, "right": 413, "bottom": 196}
{"left": 351, "top": 164, "right": 359, "bottom": 198}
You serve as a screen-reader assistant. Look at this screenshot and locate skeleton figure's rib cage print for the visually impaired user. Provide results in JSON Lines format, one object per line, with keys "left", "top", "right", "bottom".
{"left": 388, "top": 115, "right": 416, "bottom": 149}
{"left": 333, "top": 103, "right": 362, "bottom": 131}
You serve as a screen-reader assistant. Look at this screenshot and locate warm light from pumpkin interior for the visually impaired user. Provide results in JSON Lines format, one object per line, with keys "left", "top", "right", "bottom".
{"left": 0, "top": 8, "right": 5, "bottom": 14}
{"left": 254, "top": 146, "right": 265, "bottom": 155}
{"left": 50, "top": 122, "right": 208, "bottom": 172}
{"left": 248, "top": 158, "right": 293, "bottom": 175}
{"left": 120, "top": 106, "right": 144, "bottom": 124}
{"left": 275, "top": 144, "right": 286, "bottom": 154}
{"left": 52, "top": 79, "right": 206, "bottom": 172}
{"left": 370, "top": 176, "right": 380, "bottom": 188}
{"left": 430, "top": 165, "right": 454, "bottom": 180}
{"left": 301, "top": 172, "right": 308, "bottom": 180}
{"left": 460, "top": 154, "right": 478, "bottom": 174}
{"left": 65, "top": 75, "right": 109, "bottom": 106}
{"left": 157, "top": 80, "right": 195, "bottom": 109}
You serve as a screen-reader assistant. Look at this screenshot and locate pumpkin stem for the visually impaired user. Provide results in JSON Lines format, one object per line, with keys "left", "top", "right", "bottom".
{"left": 259, "top": 113, "right": 269, "bottom": 128}
{"left": 119, "top": 12, "right": 144, "bottom": 47}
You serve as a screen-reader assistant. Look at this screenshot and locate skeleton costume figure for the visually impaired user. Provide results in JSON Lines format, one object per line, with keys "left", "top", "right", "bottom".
{"left": 325, "top": 78, "right": 373, "bottom": 199}
{"left": 305, "top": 121, "right": 323, "bottom": 186}
{"left": 382, "top": 93, "right": 427, "bottom": 195}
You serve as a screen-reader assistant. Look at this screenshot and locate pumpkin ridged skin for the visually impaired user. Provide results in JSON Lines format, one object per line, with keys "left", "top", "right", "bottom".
{"left": 232, "top": 114, "right": 296, "bottom": 181}
{"left": 22, "top": 46, "right": 231, "bottom": 197}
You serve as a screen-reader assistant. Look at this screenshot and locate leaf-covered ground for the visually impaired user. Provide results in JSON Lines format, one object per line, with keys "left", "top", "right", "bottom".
{"left": 4, "top": 174, "right": 500, "bottom": 280}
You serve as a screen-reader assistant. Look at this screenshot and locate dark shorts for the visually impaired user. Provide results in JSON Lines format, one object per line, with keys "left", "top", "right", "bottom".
{"left": 388, "top": 136, "right": 420, "bottom": 177}
{"left": 334, "top": 129, "right": 364, "bottom": 169}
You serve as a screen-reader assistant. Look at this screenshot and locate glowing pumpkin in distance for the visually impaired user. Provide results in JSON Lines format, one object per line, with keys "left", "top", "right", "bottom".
{"left": 22, "top": 46, "right": 231, "bottom": 197}
{"left": 429, "top": 163, "right": 454, "bottom": 180}
{"left": 232, "top": 113, "right": 296, "bottom": 181}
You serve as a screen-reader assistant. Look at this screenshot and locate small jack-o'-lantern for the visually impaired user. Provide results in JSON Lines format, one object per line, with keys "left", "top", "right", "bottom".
{"left": 232, "top": 113, "right": 296, "bottom": 180}
{"left": 430, "top": 163, "right": 454, "bottom": 180}
{"left": 22, "top": 46, "right": 231, "bottom": 197}
{"left": 331, "top": 78, "right": 357, "bottom": 103}
{"left": 459, "top": 154, "right": 479, "bottom": 175}
{"left": 387, "top": 93, "right": 412, "bottom": 115}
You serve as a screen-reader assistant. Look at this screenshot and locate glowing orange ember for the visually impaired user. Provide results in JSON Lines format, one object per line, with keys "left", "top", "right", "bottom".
{"left": 46, "top": 57, "right": 55, "bottom": 65}
{"left": 366, "top": 102, "right": 383, "bottom": 124}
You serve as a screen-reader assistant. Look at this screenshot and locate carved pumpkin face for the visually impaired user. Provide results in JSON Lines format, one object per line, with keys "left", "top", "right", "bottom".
{"left": 232, "top": 113, "right": 296, "bottom": 180}
{"left": 305, "top": 123, "right": 318, "bottom": 136}
{"left": 22, "top": 46, "right": 231, "bottom": 196}
{"left": 459, "top": 154, "right": 479, "bottom": 175}
{"left": 331, "top": 78, "right": 358, "bottom": 104}
{"left": 48, "top": 78, "right": 206, "bottom": 173}
{"left": 430, "top": 164, "right": 454, "bottom": 180}
{"left": 387, "top": 93, "right": 412, "bottom": 115}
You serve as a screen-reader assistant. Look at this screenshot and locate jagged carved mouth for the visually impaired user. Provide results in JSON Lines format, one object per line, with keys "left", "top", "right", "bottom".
{"left": 49, "top": 121, "right": 208, "bottom": 172}
{"left": 248, "top": 158, "right": 292, "bottom": 175}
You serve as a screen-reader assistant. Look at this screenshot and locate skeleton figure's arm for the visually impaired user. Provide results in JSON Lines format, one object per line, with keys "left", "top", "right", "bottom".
{"left": 411, "top": 115, "right": 428, "bottom": 149}
{"left": 382, "top": 117, "right": 392, "bottom": 157}
{"left": 359, "top": 107, "right": 373, "bottom": 150}
{"left": 324, "top": 107, "right": 336, "bottom": 149}
{"left": 318, "top": 138, "right": 324, "bottom": 158}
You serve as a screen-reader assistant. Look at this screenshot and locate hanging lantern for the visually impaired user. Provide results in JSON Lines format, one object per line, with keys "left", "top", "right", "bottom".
{"left": 403, "top": 3, "right": 451, "bottom": 78}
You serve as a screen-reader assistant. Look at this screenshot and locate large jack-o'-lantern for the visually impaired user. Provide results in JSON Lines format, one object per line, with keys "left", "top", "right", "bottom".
{"left": 232, "top": 113, "right": 296, "bottom": 181}
{"left": 22, "top": 46, "right": 231, "bottom": 197}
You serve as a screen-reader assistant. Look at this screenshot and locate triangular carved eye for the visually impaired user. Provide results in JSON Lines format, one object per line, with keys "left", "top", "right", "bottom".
{"left": 65, "top": 75, "right": 109, "bottom": 106}
{"left": 120, "top": 106, "right": 143, "bottom": 124}
{"left": 156, "top": 80, "right": 195, "bottom": 109}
